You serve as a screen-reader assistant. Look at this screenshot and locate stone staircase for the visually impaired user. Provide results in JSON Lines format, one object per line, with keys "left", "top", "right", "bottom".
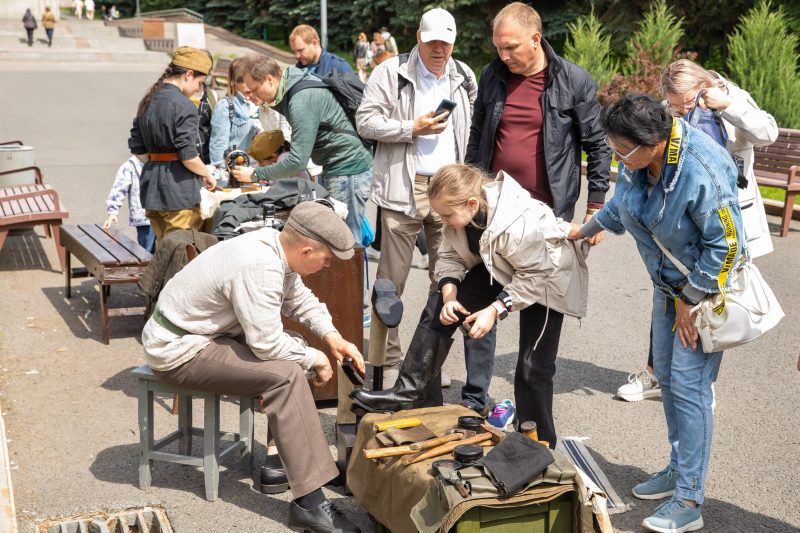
{"left": 0, "top": 18, "right": 167, "bottom": 63}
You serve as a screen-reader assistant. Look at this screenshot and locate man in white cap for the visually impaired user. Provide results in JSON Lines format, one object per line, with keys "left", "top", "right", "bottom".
{"left": 355, "top": 8, "right": 485, "bottom": 409}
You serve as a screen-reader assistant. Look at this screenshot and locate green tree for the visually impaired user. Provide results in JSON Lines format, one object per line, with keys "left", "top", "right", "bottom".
{"left": 564, "top": 8, "right": 618, "bottom": 88}
{"left": 626, "top": 0, "right": 684, "bottom": 71}
{"left": 727, "top": 1, "right": 800, "bottom": 128}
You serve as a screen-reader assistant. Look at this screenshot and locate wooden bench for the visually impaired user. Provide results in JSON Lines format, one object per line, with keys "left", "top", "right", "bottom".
{"left": 753, "top": 127, "right": 800, "bottom": 237}
{"left": 60, "top": 223, "right": 153, "bottom": 344}
{"left": 0, "top": 182, "right": 68, "bottom": 271}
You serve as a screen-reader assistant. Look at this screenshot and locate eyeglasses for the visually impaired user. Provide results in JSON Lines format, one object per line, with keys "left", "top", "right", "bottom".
{"left": 605, "top": 137, "right": 642, "bottom": 161}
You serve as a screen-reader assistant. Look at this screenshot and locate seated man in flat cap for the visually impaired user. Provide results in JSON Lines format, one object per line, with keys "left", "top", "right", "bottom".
{"left": 142, "top": 201, "right": 364, "bottom": 533}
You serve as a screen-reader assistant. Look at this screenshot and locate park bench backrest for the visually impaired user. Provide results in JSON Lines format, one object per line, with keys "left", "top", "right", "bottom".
{"left": 754, "top": 128, "right": 800, "bottom": 178}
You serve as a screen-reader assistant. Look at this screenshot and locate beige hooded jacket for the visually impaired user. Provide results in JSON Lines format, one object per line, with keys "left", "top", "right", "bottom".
{"left": 435, "top": 171, "right": 589, "bottom": 318}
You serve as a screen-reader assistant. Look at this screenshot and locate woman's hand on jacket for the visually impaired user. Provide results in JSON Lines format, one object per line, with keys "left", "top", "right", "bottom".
{"left": 698, "top": 87, "right": 732, "bottom": 112}
{"left": 463, "top": 306, "right": 497, "bottom": 339}
{"left": 675, "top": 299, "right": 699, "bottom": 351}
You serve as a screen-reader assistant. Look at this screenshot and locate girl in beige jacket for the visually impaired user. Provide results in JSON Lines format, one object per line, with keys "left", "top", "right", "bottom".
{"left": 351, "top": 164, "right": 588, "bottom": 447}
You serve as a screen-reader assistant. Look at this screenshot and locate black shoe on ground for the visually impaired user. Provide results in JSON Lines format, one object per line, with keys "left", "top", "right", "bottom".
{"left": 258, "top": 455, "right": 289, "bottom": 494}
{"left": 288, "top": 500, "right": 361, "bottom": 533}
{"left": 459, "top": 398, "right": 496, "bottom": 418}
{"left": 371, "top": 278, "right": 403, "bottom": 328}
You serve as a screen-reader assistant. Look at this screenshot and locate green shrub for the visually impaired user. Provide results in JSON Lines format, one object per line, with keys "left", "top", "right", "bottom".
{"left": 727, "top": 1, "right": 800, "bottom": 129}
{"left": 625, "top": 0, "right": 684, "bottom": 73}
{"left": 564, "top": 9, "right": 618, "bottom": 88}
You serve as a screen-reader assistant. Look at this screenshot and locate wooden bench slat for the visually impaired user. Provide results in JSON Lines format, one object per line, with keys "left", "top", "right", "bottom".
{"left": 79, "top": 223, "right": 142, "bottom": 265}
{"left": 60, "top": 225, "right": 119, "bottom": 266}
{"left": 106, "top": 227, "right": 152, "bottom": 263}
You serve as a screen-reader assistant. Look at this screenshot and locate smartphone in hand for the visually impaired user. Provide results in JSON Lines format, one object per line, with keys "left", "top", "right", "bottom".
{"left": 434, "top": 99, "right": 457, "bottom": 122}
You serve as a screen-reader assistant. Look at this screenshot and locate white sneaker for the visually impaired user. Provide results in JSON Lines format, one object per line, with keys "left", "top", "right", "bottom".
{"left": 366, "top": 248, "right": 380, "bottom": 260}
{"left": 617, "top": 368, "right": 661, "bottom": 402}
{"left": 440, "top": 370, "right": 451, "bottom": 388}
{"left": 412, "top": 254, "right": 429, "bottom": 270}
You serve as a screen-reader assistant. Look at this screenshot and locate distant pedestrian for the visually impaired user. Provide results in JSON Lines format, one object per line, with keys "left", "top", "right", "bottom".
{"left": 73, "top": 0, "right": 83, "bottom": 20}
{"left": 42, "top": 7, "right": 56, "bottom": 47}
{"left": 103, "top": 156, "right": 156, "bottom": 253}
{"left": 85, "top": 0, "right": 96, "bottom": 20}
{"left": 370, "top": 32, "right": 385, "bottom": 59}
{"left": 109, "top": 4, "right": 119, "bottom": 19}
{"left": 22, "top": 9, "right": 36, "bottom": 46}
{"left": 380, "top": 26, "right": 398, "bottom": 56}
{"left": 354, "top": 32, "right": 369, "bottom": 82}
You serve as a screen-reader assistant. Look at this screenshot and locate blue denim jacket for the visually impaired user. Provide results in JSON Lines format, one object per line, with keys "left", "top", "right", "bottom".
{"left": 595, "top": 119, "right": 746, "bottom": 297}
{"left": 209, "top": 93, "right": 262, "bottom": 165}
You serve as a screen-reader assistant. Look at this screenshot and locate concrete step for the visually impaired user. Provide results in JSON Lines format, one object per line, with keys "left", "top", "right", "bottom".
{"left": 0, "top": 20, "right": 121, "bottom": 39}
{"left": 0, "top": 35, "right": 148, "bottom": 50}
{"left": 0, "top": 48, "right": 167, "bottom": 63}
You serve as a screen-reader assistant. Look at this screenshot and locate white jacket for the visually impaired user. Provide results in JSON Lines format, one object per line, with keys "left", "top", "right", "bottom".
{"left": 718, "top": 80, "right": 778, "bottom": 258}
{"left": 435, "top": 172, "right": 589, "bottom": 318}
{"left": 355, "top": 47, "right": 477, "bottom": 216}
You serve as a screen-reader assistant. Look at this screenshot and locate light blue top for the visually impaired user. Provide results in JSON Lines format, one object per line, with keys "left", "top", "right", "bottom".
{"left": 209, "top": 93, "right": 262, "bottom": 165}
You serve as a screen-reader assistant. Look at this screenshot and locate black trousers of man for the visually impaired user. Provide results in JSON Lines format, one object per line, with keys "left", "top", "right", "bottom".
{"left": 416, "top": 263, "right": 564, "bottom": 447}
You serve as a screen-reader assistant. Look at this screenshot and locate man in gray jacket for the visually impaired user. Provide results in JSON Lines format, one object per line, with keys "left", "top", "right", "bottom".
{"left": 355, "top": 8, "right": 484, "bottom": 405}
{"left": 142, "top": 202, "right": 364, "bottom": 533}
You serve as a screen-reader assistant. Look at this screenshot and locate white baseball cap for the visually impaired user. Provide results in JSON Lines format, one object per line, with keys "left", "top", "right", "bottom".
{"left": 418, "top": 8, "right": 457, "bottom": 44}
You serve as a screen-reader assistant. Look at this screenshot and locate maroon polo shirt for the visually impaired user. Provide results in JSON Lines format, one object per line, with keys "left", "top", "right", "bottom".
{"left": 490, "top": 69, "right": 552, "bottom": 206}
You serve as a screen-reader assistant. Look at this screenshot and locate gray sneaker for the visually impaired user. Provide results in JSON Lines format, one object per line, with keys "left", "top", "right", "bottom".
{"left": 632, "top": 466, "right": 677, "bottom": 500}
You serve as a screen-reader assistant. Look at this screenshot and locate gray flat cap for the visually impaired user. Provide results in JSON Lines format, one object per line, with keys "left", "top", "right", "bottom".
{"left": 286, "top": 201, "right": 355, "bottom": 260}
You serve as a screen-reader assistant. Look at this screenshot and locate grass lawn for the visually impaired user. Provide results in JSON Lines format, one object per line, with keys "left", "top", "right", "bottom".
{"left": 760, "top": 186, "right": 796, "bottom": 204}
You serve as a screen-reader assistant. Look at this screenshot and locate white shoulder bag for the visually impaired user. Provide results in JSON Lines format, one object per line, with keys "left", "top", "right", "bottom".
{"left": 653, "top": 237, "right": 783, "bottom": 353}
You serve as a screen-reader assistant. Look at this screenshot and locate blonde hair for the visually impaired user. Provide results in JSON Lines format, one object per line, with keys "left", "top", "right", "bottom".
{"left": 427, "top": 164, "right": 490, "bottom": 215}
{"left": 660, "top": 59, "right": 724, "bottom": 97}
{"left": 290, "top": 24, "right": 319, "bottom": 44}
{"left": 373, "top": 32, "right": 385, "bottom": 45}
{"left": 357, "top": 32, "right": 367, "bottom": 42}
{"left": 227, "top": 57, "right": 244, "bottom": 97}
{"left": 493, "top": 2, "right": 542, "bottom": 35}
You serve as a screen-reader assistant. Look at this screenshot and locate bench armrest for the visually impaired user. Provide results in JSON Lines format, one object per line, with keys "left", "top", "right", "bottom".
{"left": 0, "top": 166, "right": 44, "bottom": 185}
{"left": 5, "top": 186, "right": 62, "bottom": 210}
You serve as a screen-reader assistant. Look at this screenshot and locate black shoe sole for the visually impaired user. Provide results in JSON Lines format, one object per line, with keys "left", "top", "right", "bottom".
{"left": 350, "top": 395, "right": 396, "bottom": 414}
{"left": 259, "top": 481, "right": 290, "bottom": 494}
{"left": 372, "top": 279, "right": 403, "bottom": 328}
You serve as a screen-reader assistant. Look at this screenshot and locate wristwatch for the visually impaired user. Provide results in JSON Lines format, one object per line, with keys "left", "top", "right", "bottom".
{"left": 677, "top": 291, "right": 700, "bottom": 306}
{"left": 491, "top": 300, "right": 509, "bottom": 321}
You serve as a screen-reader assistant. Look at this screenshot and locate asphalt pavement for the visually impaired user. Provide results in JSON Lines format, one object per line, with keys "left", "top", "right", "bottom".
{"left": 0, "top": 54, "right": 798, "bottom": 532}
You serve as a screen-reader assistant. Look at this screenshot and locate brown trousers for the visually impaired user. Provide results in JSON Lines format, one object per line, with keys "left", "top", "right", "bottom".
{"left": 155, "top": 336, "right": 339, "bottom": 498}
{"left": 146, "top": 207, "right": 204, "bottom": 242}
{"left": 368, "top": 178, "right": 442, "bottom": 369}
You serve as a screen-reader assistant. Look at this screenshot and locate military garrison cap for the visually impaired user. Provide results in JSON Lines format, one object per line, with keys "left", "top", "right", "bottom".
{"left": 171, "top": 46, "right": 212, "bottom": 75}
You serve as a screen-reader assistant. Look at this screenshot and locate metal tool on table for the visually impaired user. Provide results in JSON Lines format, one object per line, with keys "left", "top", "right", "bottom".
{"left": 364, "top": 429, "right": 469, "bottom": 460}
{"left": 432, "top": 459, "right": 469, "bottom": 498}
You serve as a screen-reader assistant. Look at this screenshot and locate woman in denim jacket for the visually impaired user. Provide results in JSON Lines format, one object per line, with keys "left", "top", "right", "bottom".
{"left": 570, "top": 94, "right": 746, "bottom": 533}
{"left": 209, "top": 58, "right": 262, "bottom": 167}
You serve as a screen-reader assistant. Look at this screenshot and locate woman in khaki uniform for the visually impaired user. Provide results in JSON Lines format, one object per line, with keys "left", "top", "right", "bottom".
{"left": 128, "top": 47, "right": 217, "bottom": 242}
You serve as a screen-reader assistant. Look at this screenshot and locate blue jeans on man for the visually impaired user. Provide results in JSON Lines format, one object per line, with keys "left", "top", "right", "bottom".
{"left": 318, "top": 168, "right": 372, "bottom": 244}
{"left": 651, "top": 289, "right": 722, "bottom": 505}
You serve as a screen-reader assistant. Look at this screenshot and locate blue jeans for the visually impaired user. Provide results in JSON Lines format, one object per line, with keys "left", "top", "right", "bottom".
{"left": 319, "top": 168, "right": 372, "bottom": 244}
{"left": 137, "top": 225, "right": 156, "bottom": 254}
{"left": 651, "top": 289, "right": 722, "bottom": 505}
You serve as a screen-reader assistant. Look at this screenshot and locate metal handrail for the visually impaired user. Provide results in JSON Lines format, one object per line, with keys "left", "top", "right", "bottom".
{"left": 138, "top": 8, "right": 204, "bottom": 21}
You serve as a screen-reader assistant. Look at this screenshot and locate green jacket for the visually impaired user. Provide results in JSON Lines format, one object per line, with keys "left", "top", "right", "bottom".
{"left": 254, "top": 67, "right": 372, "bottom": 180}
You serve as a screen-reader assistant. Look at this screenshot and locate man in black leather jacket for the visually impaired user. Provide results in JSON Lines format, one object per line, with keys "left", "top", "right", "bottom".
{"left": 462, "top": 2, "right": 611, "bottom": 446}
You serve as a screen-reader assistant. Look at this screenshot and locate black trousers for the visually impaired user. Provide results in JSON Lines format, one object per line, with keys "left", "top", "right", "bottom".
{"left": 415, "top": 263, "right": 564, "bottom": 446}
{"left": 25, "top": 28, "right": 34, "bottom": 45}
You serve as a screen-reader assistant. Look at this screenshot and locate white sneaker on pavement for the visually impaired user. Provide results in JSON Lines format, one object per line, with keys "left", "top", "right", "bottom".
{"left": 617, "top": 368, "right": 661, "bottom": 402}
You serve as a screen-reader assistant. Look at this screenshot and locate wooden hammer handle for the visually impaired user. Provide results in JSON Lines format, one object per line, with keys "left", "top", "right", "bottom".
{"left": 402, "top": 432, "right": 492, "bottom": 465}
{"left": 364, "top": 445, "right": 415, "bottom": 459}
{"left": 409, "top": 432, "right": 463, "bottom": 451}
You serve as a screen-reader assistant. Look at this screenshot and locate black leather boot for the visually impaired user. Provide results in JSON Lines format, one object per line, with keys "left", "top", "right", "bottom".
{"left": 350, "top": 325, "right": 453, "bottom": 413}
{"left": 258, "top": 453, "right": 289, "bottom": 494}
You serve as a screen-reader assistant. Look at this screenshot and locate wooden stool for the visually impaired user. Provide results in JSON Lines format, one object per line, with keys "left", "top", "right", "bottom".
{"left": 133, "top": 365, "right": 255, "bottom": 501}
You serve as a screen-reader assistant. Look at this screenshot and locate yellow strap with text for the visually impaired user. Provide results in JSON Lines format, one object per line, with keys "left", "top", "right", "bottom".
{"left": 666, "top": 117, "right": 682, "bottom": 165}
{"left": 714, "top": 206, "right": 739, "bottom": 314}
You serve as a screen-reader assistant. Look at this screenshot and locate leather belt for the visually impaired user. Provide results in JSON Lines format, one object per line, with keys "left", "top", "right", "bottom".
{"left": 149, "top": 153, "right": 180, "bottom": 162}
{"left": 414, "top": 174, "right": 433, "bottom": 184}
{"left": 152, "top": 306, "right": 190, "bottom": 337}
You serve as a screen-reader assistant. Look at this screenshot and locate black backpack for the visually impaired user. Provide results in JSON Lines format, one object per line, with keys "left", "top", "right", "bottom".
{"left": 283, "top": 72, "right": 375, "bottom": 153}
